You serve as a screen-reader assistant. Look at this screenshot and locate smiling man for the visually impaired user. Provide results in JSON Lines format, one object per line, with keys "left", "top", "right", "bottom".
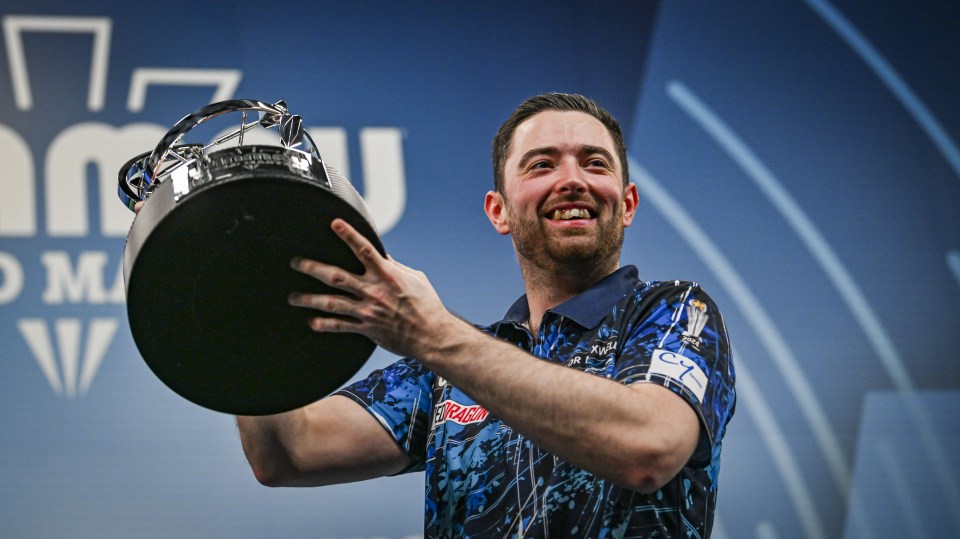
{"left": 237, "top": 93, "right": 736, "bottom": 538}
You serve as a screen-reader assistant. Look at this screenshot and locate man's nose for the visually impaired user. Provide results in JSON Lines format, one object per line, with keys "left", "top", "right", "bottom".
{"left": 554, "top": 159, "right": 588, "bottom": 194}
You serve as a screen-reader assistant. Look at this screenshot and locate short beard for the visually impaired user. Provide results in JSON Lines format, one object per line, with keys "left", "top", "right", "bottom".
{"left": 506, "top": 199, "right": 625, "bottom": 274}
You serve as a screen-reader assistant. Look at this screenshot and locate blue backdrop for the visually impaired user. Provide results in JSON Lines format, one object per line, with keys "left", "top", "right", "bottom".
{"left": 1, "top": 2, "right": 957, "bottom": 538}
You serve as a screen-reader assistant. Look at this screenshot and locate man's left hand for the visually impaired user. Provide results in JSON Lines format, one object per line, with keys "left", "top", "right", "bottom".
{"left": 288, "top": 218, "right": 454, "bottom": 360}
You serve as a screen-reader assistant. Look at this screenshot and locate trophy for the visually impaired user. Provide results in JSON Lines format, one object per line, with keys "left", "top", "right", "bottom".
{"left": 118, "top": 99, "right": 383, "bottom": 415}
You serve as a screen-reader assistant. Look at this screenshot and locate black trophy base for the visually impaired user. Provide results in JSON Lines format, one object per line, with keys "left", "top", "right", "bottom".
{"left": 124, "top": 169, "right": 383, "bottom": 416}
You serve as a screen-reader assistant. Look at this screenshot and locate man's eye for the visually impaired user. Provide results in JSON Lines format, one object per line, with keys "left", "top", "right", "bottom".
{"left": 587, "top": 159, "right": 609, "bottom": 168}
{"left": 531, "top": 161, "right": 552, "bottom": 169}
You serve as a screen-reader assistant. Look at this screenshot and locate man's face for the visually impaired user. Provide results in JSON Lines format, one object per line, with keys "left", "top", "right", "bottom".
{"left": 485, "top": 110, "right": 637, "bottom": 272}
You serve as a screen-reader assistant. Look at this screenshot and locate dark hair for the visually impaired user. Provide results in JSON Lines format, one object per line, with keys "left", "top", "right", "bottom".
{"left": 491, "top": 93, "right": 629, "bottom": 193}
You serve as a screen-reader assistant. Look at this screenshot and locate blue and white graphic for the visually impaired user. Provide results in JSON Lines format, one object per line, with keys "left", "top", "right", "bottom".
{"left": 1, "top": 1, "right": 957, "bottom": 538}
{"left": 650, "top": 349, "right": 708, "bottom": 403}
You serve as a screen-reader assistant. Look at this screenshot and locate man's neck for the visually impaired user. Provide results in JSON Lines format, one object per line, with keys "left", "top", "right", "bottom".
{"left": 518, "top": 256, "right": 618, "bottom": 336}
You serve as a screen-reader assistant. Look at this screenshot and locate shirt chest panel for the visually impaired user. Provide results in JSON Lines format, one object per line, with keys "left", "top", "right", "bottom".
{"left": 535, "top": 316, "right": 623, "bottom": 378}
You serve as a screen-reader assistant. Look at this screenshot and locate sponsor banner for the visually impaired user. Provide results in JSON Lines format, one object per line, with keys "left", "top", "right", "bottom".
{"left": 433, "top": 399, "right": 490, "bottom": 426}
{"left": 649, "top": 348, "right": 708, "bottom": 403}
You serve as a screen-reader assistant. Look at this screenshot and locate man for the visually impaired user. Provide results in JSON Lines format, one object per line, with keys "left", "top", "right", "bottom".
{"left": 237, "top": 93, "right": 736, "bottom": 537}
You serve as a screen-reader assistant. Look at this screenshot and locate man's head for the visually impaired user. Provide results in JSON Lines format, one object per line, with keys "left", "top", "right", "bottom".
{"left": 484, "top": 93, "right": 638, "bottom": 279}
{"left": 492, "top": 93, "right": 629, "bottom": 193}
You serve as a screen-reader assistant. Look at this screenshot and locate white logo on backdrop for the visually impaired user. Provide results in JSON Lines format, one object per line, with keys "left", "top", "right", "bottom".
{"left": 0, "top": 14, "right": 407, "bottom": 398}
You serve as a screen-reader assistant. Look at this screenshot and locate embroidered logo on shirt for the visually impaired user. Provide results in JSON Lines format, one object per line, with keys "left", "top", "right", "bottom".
{"left": 566, "top": 338, "right": 618, "bottom": 368}
{"left": 648, "top": 348, "right": 708, "bottom": 403}
{"left": 681, "top": 299, "right": 709, "bottom": 350}
{"left": 433, "top": 400, "right": 490, "bottom": 425}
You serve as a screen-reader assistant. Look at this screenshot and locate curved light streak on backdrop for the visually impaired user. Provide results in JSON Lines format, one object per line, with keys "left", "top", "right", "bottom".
{"left": 631, "top": 159, "right": 827, "bottom": 539}
{"left": 662, "top": 82, "right": 851, "bottom": 499}
{"left": 665, "top": 78, "right": 960, "bottom": 529}
{"left": 803, "top": 0, "right": 960, "bottom": 183}
{"left": 666, "top": 80, "right": 960, "bottom": 524}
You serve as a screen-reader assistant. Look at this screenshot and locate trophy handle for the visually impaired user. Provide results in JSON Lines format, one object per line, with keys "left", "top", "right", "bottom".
{"left": 116, "top": 99, "right": 318, "bottom": 210}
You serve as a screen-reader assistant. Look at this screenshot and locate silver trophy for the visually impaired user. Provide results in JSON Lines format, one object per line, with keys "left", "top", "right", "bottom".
{"left": 118, "top": 100, "right": 382, "bottom": 415}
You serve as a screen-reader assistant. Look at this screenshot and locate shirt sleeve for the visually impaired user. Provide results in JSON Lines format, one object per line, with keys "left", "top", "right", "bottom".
{"left": 614, "top": 281, "right": 736, "bottom": 468}
{"left": 333, "top": 357, "right": 435, "bottom": 472}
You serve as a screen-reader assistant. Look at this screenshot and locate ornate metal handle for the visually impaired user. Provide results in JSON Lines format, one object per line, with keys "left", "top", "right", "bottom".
{"left": 117, "top": 99, "right": 318, "bottom": 211}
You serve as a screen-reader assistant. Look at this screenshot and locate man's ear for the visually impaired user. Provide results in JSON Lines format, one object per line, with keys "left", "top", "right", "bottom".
{"left": 622, "top": 183, "right": 639, "bottom": 227}
{"left": 484, "top": 191, "right": 511, "bottom": 235}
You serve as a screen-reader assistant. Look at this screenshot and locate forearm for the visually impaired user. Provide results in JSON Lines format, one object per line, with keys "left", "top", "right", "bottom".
{"left": 418, "top": 316, "right": 697, "bottom": 492}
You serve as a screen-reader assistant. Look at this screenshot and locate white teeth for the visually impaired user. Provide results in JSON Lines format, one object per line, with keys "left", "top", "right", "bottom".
{"left": 550, "top": 208, "right": 592, "bottom": 220}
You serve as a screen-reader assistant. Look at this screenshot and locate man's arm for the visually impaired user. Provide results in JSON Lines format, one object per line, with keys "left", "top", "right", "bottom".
{"left": 237, "top": 394, "right": 411, "bottom": 487}
{"left": 421, "top": 319, "right": 699, "bottom": 493}
{"left": 288, "top": 219, "right": 700, "bottom": 494}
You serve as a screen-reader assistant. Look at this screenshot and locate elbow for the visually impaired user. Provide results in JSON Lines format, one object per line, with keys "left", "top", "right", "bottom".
{"left": 247, "top": 447, "right": 326, "bottom": 487}
{"left": 621, "top": 465, "right": 676, "bottom": 495}
{"left": 243, "top": 448, "right": 292, "bottom": 487}
{"left": 618, "top": 437, "right": 693, "bottom": 494}
{"left": 245, "top": 443, "right": 317, "bottom": 487}
{"left": 238, "top": 425, "right": 298, "bottom": 487}
{"left": 241, "top": 435, "right": 336, "bottom": 488}
{"left": 257, "top": 470, "right": 306, "bottom": 488}
{"left": 249, "top": 461, "right": 288, "bottom": 487}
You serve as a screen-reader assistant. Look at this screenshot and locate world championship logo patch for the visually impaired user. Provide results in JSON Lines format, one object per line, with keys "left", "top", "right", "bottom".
{"left": 681, "top": 299, "right": 709, "bottom": 350}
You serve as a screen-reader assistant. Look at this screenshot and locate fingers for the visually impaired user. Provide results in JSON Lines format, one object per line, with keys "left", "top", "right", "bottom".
{"left": 288, "top": 256, "right": 366, "bottom": 333}
{"left": 290, "top": 256, "right": 363, "bottom": 294}
{"left": 291, "top": 219, "right": 388, "bottom": 289}
{"left": 330, "top": 218, "right": 387, "bottom": 273}
{"left": 288, "top": 292, "right": 365, "bottom": 334}
{"left": 289, "top": 219, "right": 400, "bottom": 339}
{"left": 287, "top": 254, "right": 367, "bottom": 319}
{"left": 288, "top": 291, "right": 358, "bottom": 315}
{"left": 307, "top": 316, "right": 363, "bottom": 333}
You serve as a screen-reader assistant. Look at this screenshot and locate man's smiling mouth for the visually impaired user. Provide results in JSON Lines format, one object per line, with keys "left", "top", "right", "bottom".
{"left": 547, "top": 207, "right": 595, "bottom": 220}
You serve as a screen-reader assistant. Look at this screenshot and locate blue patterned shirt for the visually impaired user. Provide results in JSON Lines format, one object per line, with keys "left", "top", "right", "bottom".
{"left": 336, "top": 266, "right": 736, "bottom": 538}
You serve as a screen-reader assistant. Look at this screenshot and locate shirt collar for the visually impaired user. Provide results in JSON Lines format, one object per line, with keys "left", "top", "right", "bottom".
{"left": 502, "top": 265, "right": 640, "bottom": 329}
